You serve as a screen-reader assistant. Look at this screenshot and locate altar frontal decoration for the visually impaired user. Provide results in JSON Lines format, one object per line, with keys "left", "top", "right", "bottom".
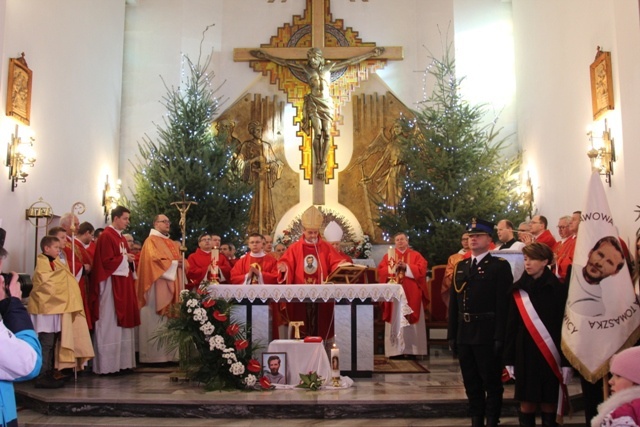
{"left": 159, "top": 288, "right": 261, "bottom": 391}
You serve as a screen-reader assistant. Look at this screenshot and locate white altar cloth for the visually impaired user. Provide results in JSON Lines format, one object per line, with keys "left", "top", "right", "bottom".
{"left": 206, "top": 283, "right": 412, "bottom": 350}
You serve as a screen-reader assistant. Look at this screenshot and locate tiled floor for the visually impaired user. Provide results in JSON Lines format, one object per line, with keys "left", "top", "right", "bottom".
{"left": 15, "top": 346, "right": 587, "bottom": 426}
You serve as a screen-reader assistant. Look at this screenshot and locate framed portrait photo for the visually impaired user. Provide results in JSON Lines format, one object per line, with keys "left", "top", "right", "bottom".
{"left": 590, "top": 48, "right": 614, "bottom": 121}
{"left": 262, "top": 352, "right": 287, "bottom": 385}
{"left": 6, "top": 53, "right": 33, "bottom": 125}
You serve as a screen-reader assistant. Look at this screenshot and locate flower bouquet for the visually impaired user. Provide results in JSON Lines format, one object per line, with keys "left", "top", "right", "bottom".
{"left": 157, "top": 287, "right": 261, "bottom": 391}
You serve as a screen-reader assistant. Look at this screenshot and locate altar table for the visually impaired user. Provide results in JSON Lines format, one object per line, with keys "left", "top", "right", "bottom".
{"left": 207, "top": 283, "right": 411, "bottom": 377}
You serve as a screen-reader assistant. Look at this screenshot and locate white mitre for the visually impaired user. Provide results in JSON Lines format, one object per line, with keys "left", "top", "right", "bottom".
{"left": 324, "top": 221, "right": 343, "bottom": 243}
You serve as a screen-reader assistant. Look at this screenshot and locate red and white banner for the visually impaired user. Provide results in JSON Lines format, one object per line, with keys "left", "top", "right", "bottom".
{"left": 561, "top": 172, "right": 640, "bottom": 383}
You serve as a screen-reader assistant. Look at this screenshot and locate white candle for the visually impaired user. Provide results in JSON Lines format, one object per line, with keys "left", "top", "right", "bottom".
{"left": 331, "top": 343, "right": 340, "bottom": 377}
{"left": 387, "top": 246, "right": 395, "bottom": 275}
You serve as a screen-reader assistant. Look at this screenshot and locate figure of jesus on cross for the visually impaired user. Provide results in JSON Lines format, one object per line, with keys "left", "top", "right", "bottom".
{"left": 250, "top": 46, "right": 384, "bottom": 180}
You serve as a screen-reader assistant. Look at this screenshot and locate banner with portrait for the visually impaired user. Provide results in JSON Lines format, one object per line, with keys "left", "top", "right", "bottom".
{"left": 561, "top": 172, "right": 640, "bottom": 383}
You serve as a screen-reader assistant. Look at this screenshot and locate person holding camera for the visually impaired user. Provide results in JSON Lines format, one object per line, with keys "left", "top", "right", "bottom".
{"left": 0, "top": 247, "right": 42, "bottom": 427}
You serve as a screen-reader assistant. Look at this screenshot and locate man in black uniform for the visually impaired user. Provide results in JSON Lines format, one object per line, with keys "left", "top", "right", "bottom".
{"left": 448, "top": 219, "right": 513, "bottom": 427}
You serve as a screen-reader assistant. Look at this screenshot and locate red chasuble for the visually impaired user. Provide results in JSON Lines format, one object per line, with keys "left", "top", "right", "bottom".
{"left": 186, "top": 248, "right": 232, "bottom": 289}
{"left": 377, "top": 248, "right": 429, "bottom": 324}
{"left": 89, "top": 226, "right": 140, "bottom": 328}
{"left": 86, "top": 241, "right": 96, "bottom": 260}
{"left": 554, "top": 236, "right": 576, "bottom": 283}
{"left": 63, "top": 237, "right": 94, "bottom": 329}
{"left": 535, "top": 229, "right": 557, "bottom": 249}
{"left": 230, "top": 253, "right": 278, "bottom": 285}
{"left": 277, "top": 238, "right": 346, "bottom": 340}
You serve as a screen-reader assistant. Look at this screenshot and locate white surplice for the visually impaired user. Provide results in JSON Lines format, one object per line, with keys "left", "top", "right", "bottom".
{"left": 92, "top": 277, "right": 136, "bottom": 374}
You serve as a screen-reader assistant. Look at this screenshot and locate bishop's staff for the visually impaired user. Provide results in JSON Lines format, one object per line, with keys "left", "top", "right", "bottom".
{"left": 171, "top": 191, "right": 197, "bottom": 290}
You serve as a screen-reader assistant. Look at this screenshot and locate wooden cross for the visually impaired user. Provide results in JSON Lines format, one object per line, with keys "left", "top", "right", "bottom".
{"left": 234, "top": 0, "right": 402, "bottom": 62}
{"left": 289, "top": 320, "right": 305, "bottom": 339}
{"left": 234, "top": 0, "right": 403, "bottom": 205}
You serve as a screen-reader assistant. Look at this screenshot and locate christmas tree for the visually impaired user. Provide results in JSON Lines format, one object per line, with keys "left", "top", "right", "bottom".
{"left": 126, "top": 54, "right": 251, "bottom": 252}
{"left": 378, "top": 46, "right": 527, "bottom": 265}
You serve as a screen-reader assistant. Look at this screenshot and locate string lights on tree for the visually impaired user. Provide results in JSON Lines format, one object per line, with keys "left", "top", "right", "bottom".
{"left": 378, "top": 44, "right": 527, "bottom": 265}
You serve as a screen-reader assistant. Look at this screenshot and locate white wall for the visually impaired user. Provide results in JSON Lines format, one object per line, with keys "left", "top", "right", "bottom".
{"left": 0, "top": 0, "right": 125, "bottom": 272}
{"left": 512, "top": 0, "right": 640, "bottom": 246}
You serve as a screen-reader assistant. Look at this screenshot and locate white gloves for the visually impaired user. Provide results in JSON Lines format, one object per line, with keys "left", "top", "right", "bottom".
{"left": 561, "top": 367, "right": 573, "bottom": 384}
{"left": 505, "top": 365, "right": 515, "bottom": 380}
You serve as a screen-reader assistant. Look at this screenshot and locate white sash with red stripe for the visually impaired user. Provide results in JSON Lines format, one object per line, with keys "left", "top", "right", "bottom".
{"left": 513, "top": 289, "right": 569, "bottom": 420}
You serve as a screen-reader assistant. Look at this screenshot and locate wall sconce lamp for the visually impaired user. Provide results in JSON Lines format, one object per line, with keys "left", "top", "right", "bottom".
{"left": 5, "top": 124, "right": 36, "bottom": 192}
{"left": 102, "top": 175, "right": 121, "bottom": 222}
{"left": 587, "top": 119, "right": 615, "bottom": 186}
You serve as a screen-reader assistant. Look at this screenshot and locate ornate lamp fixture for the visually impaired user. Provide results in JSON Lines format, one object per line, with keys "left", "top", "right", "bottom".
{"left": 101, "top": 175, "right": 121, "bottom": 222}
{"left": 587, "top": 119, "right": 615, "bottom": 186}
{"left": 5, "top": 124, "right": 35, "bottom": 191}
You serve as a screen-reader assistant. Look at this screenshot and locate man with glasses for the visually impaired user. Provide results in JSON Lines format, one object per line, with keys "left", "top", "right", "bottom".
{"left": 526, "top": 215, "right": 557, "bottom": 249}
{"left": 516, "top": 222, "right": 531, "bottom": 243}
{"left": 553, "top": 215, "right": 573, "bottom": 282}
{"left": 137, "top": 214, "right": 182, "bottom": 363}
{"left": 555, "top": 211, "right": 581, "bottom": 283}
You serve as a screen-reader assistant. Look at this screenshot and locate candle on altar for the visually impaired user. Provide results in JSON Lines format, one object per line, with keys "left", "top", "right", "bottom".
{"left": 387, "top": 245, "right": 395, "bottom": 275}
{"left": 210, "top": 248, "right": 220, "bottom": 282}
{"left": 331, "top": 343, "right": 340, "bottom": 377}
{"left": 387, "top": 246, "right": 395, "bottom": 262}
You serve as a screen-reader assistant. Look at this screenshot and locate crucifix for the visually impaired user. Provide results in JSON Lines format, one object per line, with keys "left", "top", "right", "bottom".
{"left": 234, "top": 0, "right": 403, "bottom": 205}
{"left": 289, "top": 320, "right": 305, "bottom": 339}
{"left": 171, "top": 191, "right": 198, "bottom": 290}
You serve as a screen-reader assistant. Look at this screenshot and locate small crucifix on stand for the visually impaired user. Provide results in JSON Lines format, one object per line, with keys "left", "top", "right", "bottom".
{"left": 289, "top": 321, "right": 305, "bottom": 340}
{"left": 171, "top": 191, "right": 198, "bottom": 289}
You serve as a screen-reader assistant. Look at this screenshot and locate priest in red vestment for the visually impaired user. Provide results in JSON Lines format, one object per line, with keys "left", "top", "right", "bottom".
{"left": 90, "top": 206, "right": 140, "bottom": 374}
{"left": 277, "top": 206, "right": 347, "bottom": 341}
{"left": 230, "top": 233, "right": 278, "bottom": 284}
{"left": 377, "top": 231, "right": 429, "bottom": 358}
{"left": 186, "top": 232, "right": 232, "bottom": 289}
{"left": 528, "top": 215, "right": 557, "bottom": 249}
{"left": 60, "top": 213, "right": 94, "bottom": 329}
{"left": 220, "top": 243, "right": 237, "bottom": 268}
{"left": 555, "top": 211, "right": 580, "bottom": 283}
{"left": 230, "top": 233, "right": 283, "bottom": 337}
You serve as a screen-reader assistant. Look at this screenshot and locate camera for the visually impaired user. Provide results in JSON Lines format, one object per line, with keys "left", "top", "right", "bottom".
{"left": 1, "top": 272, "right": 32, "bottom": 299}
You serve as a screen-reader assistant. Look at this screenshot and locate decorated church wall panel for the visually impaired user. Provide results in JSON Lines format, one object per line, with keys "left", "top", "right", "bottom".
{"left": 214, "top": 93, "right": 299, "bottom": 237}
{"left": 339, "top": 90, "right": 413, "bottom": 243}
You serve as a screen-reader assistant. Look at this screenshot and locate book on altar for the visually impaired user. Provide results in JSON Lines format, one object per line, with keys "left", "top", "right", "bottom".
{"left": 324, "top": 263, "right": 367, "bottom": 284}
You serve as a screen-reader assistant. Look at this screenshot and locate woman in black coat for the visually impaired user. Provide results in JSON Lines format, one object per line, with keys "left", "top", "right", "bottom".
{"left": 503, "top": 243, "right": 570, "bottom": 427}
